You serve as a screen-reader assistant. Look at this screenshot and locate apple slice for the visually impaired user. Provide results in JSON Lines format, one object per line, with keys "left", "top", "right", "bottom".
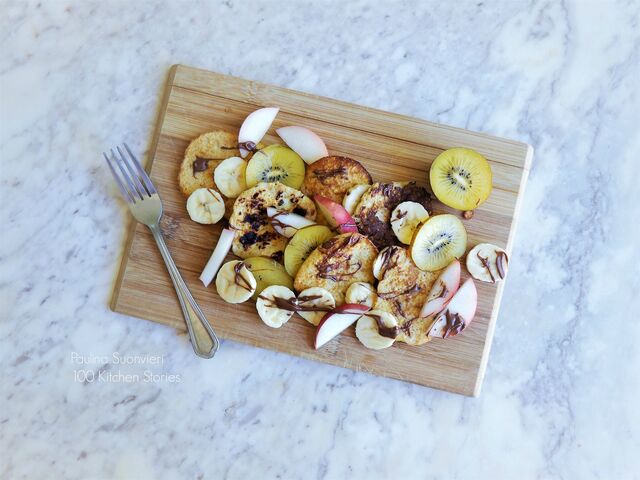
{"left": 315, "top": 303, "right": 370, "bottom": 349}
{"left": 420, "top": 260, "right": 461, "bottom": 317}
{"left": 429, "top": 278, "right": 477, "bottom": 339}
{"left": 266, "top": 207, "right": 316, "bottom": 238}
{"left": 276, "top": 126, "right": 328, "bottom": 164}
{"left": 238, "top": 107, "right": 279, "bottom": 157}
{"left": 314, "top": 195, "right": 358, "bottom": 233}
{"left": 199, "top": 228, "right": 235, "bottom": 287}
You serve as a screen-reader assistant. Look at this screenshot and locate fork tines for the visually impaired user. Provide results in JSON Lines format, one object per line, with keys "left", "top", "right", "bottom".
{"left": 104, "top": 143, "right": 156, "bottom": 203}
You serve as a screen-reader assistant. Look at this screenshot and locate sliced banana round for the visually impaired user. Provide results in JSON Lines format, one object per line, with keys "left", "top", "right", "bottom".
{"left": 214, "top": 156, "right": 247, "bottom": 198}
{"left": 186, "top": 188, "right": 226, "bottom": 224}
{"left": 356, "top": 310, "right": 398, "bottom": 350}
{"left": 466, "top": 243, "right": 509, "bottom": 283}
{"left": 215, "top": 260, "right": 257, "bottom": 304}
{"left": 297, "top": 287, "right": 335, "bottom": 326}
{"left": 345, "top": 282, "right": 376, "bottom": 309}
{"left": 256, "top": 285, "right": 296, "bottom": 328}
{"left": 342, "top": 184, "right": 370, "bottom": 215}
{"left": 372, "top": 246, "right": 402, "bottom": 280}
{"left": 391, "top": 201, "right": 429, "bottom": 245}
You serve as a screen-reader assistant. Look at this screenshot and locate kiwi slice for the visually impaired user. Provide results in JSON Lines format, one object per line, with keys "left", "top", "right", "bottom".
{"left": 284, "top": 225, "right": 334, "bottom": 277}
{"left": 429, "top": 148, "right": 492, "bottom": 211}
{"left": 245, "top": 145, "right": 306, "bottom": 190}
{"left": 410, "top": 214, "right": 467, "bottom": 271}
{"left": 243, "top": 257, "right": 294, "bottom": 299}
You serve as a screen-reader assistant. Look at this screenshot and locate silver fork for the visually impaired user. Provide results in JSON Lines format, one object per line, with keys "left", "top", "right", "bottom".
{"left": 104, "top": 143, "right": 219, "bottom": 359}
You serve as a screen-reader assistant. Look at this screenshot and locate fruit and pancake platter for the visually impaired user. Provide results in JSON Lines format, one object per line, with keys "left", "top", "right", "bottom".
{"left": 180, "top": 107, "right": 508, "bottom": 351}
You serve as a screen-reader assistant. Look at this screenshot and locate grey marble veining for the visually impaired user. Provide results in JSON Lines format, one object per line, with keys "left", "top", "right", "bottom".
{"left": 1, "top": 0, "right": 639, "bottom": 479}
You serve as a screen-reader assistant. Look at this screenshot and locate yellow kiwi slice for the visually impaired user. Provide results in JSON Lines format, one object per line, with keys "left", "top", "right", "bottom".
{"left": 410, "top": 214, "right": 467, "bottom": 271}
{"left": 429, "top": 147, "right": 493, "bottom": 210}
{"left": 284, "top": 225, "right": 334, "bottom": 277}
{"left": 245, "top": 145, "right": 306, "bottom": 190}
{"left": 243, "top": 257, "right": 294, "bottom": 299}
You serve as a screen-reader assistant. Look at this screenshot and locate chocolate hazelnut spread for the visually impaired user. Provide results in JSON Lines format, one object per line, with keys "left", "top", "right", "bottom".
{"left": 375, "top": 246, "right": 399, "bottom": 279}
{"left": 233, "top": 262, "right": 253, "bottom": 292}
{"left": 366, "top": 313, "right": 398, "bottom": 339}
{"left": 317, "top": 261, "right": 362, "bottom": 282}
{"left": 356, "top": 182, "right": 432, "bottom": 250}
{"left": 377, "top": 283, "right": 421, "bottom": 300}
{"left": 314, "top": 234, "right": 364, "bottom": 281}
{"left": 476, "top": 251, "right": 496, "bottom": 283}
{"left": 192, "top": 156, "right": 213, "bottom": 175}
{"left": 238, "top": 141, "right": 257, "bottom": 153}
{"left": 442, "top": 310, "right": 465, "bottom": 338}
{"left": 313, "top": 166, "right": 347, "bottom": 183}
{"left": 495, "top": 250, "right": 508, "bottom": 279}
{"left": 258, "top": 294, "right": 333, "bottom": 313}
{"left": 434, "top": 280, "right": 449, "bottom": 299}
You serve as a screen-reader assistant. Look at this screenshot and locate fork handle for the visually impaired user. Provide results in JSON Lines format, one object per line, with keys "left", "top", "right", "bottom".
{"left": 149, "top": 225, "right": 220, "bottom": 358}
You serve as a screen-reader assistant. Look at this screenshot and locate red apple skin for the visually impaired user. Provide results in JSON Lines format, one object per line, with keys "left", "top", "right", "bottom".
{"left": 420, "top": 260, "right": 461, "bottom": 317}
{"left": 429, "top": 278, "right": 477, "bottom": 339}
{"left": 314, "top": 195, "right": 358, "bottom": 233}
{"left": 315, "top": 303, "right": 369, "bottom": 349}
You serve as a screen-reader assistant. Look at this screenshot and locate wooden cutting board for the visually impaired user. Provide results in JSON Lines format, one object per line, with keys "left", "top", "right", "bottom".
{"left": 111, "top": 64, "right": 532, "bottom": 396}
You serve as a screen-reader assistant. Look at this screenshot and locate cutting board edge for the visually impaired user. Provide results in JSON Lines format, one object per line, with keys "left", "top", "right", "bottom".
{"left": 110, "top": 64, "right": 534, "bottom": 397}
{"left": 168, "top": 64, "right": 534, "bottom": 162}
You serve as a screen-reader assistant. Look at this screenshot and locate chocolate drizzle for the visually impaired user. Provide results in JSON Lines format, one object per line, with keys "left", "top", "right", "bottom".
{"left": 495, "top": 250, "right": 508, "bottom": 279}
{"left": 192, "top": 156, "right": 214, "bottom": 175}
{"left": 313, "top": 167, "right": 347, "bottom": 184}
{"left": 258, "top": 294, "right": 333, "bottom": 313}
{"left": 442, "top": 310, "right": 465, "bottom": 338}
{"left": 318, "top": 261, "right": 362, "bottom": 281}
{"left": 375, "top": 246, "right": 400, "bottom": 279}
{"left": 476, "top": 251, "right": 496, "bottom": 283}
{"left": 435, "top": 280, "right": 449, "bottom": 299}
{"left": 377, "top": 283, "right": 421, "bottom": 300}
{"left": 233, "top": 262, "right": 254, "bottom": 292}
{"left": 238, "top": 141, "right": 257, "bottom": 153}
{"left": 366, "top": 313, "right": 399, "bottom": 339}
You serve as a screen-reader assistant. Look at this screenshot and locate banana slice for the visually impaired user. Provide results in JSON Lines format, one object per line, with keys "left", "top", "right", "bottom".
{"left": 256, "top": 285, "right": 296, "bottom": 328}
{"left": 345, "top": 282, "right": 376, "bottom": 309}
{"left": 215, "top": 260, "right": 257, "bottom": 303}
{"left": 186, "top": 188, "right": 226, "bottom": 224}
{"left": 466, "top": 243, "right": 509, "bottom": 283}
{"left": 297, "top": 287, "right": 335, "bottom": 326}
{"left": 342, "top": 184, "right": 370, "bottom": 215}
{"left": 372, "top": 246, "right": 402, "bottom": 280}
{"left": 214, "top": 156, "right": 247, "bottom": 198}
{"left": 391, "top": 201, "right": 430, "bottom": 244}
{"left": 355, "top": 310, "right": 398, "bottom": 350}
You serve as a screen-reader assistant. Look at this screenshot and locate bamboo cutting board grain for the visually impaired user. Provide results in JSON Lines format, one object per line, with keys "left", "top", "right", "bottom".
{"left": 111, "top": 65, "right": 533, "bottom": 396}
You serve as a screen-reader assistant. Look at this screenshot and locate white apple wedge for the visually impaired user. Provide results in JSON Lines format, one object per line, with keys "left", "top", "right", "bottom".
{"left": 276, "top": 126, "right": 328, "bottom": 164}
{"left": 420, "top": 259, "right": 461, "bottom": 317}
{"left": 429, "top": 278, "right": 477, "bottom": 339}
{"left": 238, "top": 107, "right": 279, "bottom": 157}
{"left": 314, "top": 195, "right": 358, "bottom": 233}
{"left": 266, "top": 206, "right": 316, "bottom": 238}
{"left": 199, "top": 228, "right": 234, "bottom": 287}
{"left": 315, "top": 304, "right": 370, "bottom": 349}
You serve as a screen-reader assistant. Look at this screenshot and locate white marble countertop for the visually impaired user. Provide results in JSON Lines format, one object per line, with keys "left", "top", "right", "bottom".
{"left": 2, "top": 1, "right": 639, "bottom": 478}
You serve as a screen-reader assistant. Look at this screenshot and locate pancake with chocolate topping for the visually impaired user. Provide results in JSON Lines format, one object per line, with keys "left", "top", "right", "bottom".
{"left": 229, "top": 182, "right": 316, "bottom": 260}
{"left": 353, "top": 181, "right": 432, "bottom": 250}
{"left": 302, "top": 156, "right": 372, "bottom": 203}
{"left": 374, "top": 245, "right": 439, "bottom": 345}
{"left": 294, "top": 232, "right": 377, "bottom": 305}
{"left": 178, "top": 130, "right": 239, "bottom": 196}
{"left": 179, "top": 131, "right": 261, "bottom": 217}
